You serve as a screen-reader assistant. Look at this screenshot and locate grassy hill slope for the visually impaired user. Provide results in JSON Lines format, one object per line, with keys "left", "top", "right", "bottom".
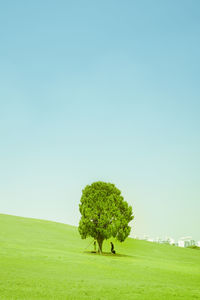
{"left": 0, "top": 214, "right": 200, "bottom": 300}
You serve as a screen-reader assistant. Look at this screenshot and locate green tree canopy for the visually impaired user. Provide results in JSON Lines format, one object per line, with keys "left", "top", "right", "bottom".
{"left": 78, "top": 181, "right": 134, "bottom": 254}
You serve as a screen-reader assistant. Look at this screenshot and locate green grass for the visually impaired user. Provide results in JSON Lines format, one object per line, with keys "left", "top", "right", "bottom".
{"left": 0, "top": 214, "right": 200, "bottom": 299}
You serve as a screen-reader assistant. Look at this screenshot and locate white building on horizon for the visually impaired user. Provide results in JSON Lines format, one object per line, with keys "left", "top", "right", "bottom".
{"left": 134, "top": 234, "right": 199, "bottom": 248}
{"left": 147, "top": 238, "right": 154, "bottom": 242}
{"left": 168, "top": 238, "right": 175, "bottom": 245}
{"left": 178, "top": 237, "right": 195, "bottom": 248}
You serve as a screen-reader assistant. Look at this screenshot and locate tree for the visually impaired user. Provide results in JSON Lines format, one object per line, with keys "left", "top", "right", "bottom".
{"left": 78, "top": 181, "right": 134, "bottom": 254}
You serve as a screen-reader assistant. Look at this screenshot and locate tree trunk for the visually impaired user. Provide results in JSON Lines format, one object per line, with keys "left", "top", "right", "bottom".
{"left": 97, "top": 238, "right": 104, "bottom": 254}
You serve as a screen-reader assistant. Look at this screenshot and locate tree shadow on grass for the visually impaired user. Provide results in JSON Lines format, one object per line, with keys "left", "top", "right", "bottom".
{"left": 83, "top": 251, "right": 134, "bottom": 258}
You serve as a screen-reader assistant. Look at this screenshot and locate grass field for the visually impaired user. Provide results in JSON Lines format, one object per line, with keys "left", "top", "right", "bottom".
{"left": 0, "top": 214, "right": 200, "bottom": 299}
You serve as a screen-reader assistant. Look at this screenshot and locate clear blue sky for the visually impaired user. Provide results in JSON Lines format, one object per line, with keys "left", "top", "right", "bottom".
{"left": 0, "top": 0, "right": 200, "bottom": 240}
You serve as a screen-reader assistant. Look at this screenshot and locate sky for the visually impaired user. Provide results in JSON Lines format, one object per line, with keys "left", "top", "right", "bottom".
{"left": 0, "top": 0, "right": 200, "bottom": 241}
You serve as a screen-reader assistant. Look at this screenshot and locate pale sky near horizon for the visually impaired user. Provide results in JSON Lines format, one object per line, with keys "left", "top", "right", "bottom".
{"left": 0, "top": 1, "right": 200, "bottom": 240}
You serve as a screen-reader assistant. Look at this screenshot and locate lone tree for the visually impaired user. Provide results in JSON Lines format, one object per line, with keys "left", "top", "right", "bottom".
{"left": 78, "top": 181, "right": 134, "bottom": 254}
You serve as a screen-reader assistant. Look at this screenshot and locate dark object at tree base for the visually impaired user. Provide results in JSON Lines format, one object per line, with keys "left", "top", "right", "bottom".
{"left": 111, "top": 242, "right": 116, "bottom": 254}
{"left": 91, "top": 251, "right": 96, "bottom": 253}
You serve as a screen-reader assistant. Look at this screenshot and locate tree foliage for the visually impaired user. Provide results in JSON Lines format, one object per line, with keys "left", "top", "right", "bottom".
{"left": 78, "top": 181, "right": 134, "bottom": 253}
